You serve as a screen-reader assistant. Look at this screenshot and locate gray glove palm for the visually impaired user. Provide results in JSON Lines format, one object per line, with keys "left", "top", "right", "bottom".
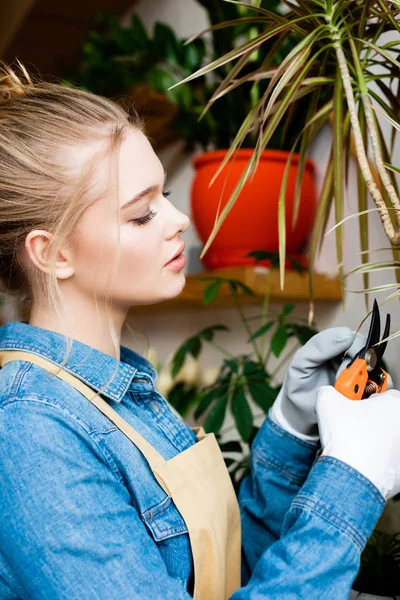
{"left": 270, "top": 327, "right": 366, "bottom": 442}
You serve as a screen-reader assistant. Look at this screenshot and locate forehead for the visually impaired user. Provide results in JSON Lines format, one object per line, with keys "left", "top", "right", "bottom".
{"left": 61, "top": 128, "right": 164, "bottom": 213}
{"left": 118, "top": 128, "right": 164, "bottom": 190}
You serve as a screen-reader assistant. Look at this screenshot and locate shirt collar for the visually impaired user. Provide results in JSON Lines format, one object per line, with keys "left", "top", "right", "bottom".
{"left": 0, "top": 321, "right": 157, "bottom": 403}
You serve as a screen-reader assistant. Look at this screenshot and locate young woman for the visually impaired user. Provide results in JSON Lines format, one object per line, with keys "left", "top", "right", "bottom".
{"left": 1, "top": 61, "right": 400, "bottom": 600}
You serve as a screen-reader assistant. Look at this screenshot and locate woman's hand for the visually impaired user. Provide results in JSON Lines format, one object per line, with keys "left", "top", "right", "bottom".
{"left": 270, "top": 327, "right": 365, "bottom": 441}
{"left": 317, "top": 385, "right": 400, "bottom": 500}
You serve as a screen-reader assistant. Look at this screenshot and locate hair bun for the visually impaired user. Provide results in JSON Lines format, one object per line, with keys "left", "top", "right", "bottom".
{"left": 0, "top": 60, "right": 32, "bottom": 100}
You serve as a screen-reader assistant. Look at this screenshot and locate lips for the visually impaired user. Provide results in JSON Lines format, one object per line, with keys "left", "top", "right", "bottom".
{"left": 165, "top": 242, "right": 185, "bottom": 265}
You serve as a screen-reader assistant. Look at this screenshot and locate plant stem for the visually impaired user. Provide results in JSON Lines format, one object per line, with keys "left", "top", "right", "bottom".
{"left": 259, "top": 269, "right": 273, "bottom": 358}
{"left": 270, "top": 345, "right": 298, "bottom": 383}
{"left": 263, "top": 345, "right": 272, "bottom": 371}
{"left": 330, "top": 22, "right": 400, "bottom": 244}
{"left": 206, "top": 340, "right": 235, "bottom": 359}
{"left": 232, "top": 290, "right": 264, "bottom": 364}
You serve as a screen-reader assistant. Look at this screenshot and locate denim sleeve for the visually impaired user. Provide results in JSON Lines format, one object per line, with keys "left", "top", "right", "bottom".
{"left": 0, "top": 402, "right": 384, "bottom": 599}
{"left": 232, "top": 456, "right": 385, "bottom": 599}
{"left": 0, "top": 400, "right": 192, "bottom": 600}
{"left": 239, "top": 413, "right": 320, "bottom": 579}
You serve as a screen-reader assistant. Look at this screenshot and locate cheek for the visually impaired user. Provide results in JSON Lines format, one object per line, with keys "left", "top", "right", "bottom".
{"left": 73, "top": 211, "right": 162, "bottom": 294}
{"left": 116, "top": 228, "right": 159, "bottom": 276}
{"left": 73, "top": 215, "right": 119, "bottom": 284}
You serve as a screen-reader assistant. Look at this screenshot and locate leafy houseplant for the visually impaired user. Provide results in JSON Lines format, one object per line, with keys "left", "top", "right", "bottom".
{"left": 175, "top": 0, "right": 400, "bottom": 295}
{"left": 65, "top": 3, "right": 319, "bottom": 271}
{"left": 63, "top": 12, "right": 206, "bottom": 149}
{"left": 351, "top": 531, "right": 400, "bottom": 599}
{"left": 164, "top": 251, "right": 317, "bottom": 492}
{"left": 65, "top": 2, "right": 308, "bottom": 152}
{"left": 343, "top": 110, "right": 400, "bottom": 309}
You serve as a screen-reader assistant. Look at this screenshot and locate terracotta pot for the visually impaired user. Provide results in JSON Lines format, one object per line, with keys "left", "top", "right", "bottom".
{"left": 191, "top": 149, "right": 316, "bottom": 270}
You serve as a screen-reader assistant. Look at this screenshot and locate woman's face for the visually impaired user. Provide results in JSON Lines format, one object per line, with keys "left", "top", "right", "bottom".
{"left": 71, "top": 128, "right": 190, "bottom": 311}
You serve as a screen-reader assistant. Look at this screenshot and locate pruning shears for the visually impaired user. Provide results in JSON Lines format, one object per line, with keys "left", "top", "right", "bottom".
{"left": 335, "top": 299, "right": 390, "bottom": 400}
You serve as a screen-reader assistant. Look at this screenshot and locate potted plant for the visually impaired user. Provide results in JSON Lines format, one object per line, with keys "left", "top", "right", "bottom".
{"left": 175, "top": 0, "right": 400, "bottom": 295}
{"left": 64, "top": 3, "right": 318, "bottom": 271}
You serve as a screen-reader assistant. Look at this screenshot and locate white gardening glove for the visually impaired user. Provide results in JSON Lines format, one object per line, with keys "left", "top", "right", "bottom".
{"left": 270, "top": 327, "right": 366, "bottom": 442}
{"left": 317, "top": 385, "right": 400, "bottom": 500}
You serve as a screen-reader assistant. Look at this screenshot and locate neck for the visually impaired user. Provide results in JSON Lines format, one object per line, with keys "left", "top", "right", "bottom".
{"left": 29, "top": 295, "right": 128, "bottom": 358}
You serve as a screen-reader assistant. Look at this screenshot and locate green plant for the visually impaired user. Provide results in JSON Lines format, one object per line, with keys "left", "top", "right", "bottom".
{"left": 168, "top": 251, "right": 318, "bottom": 491}
{"left": 174, "top": 0, "right": 400, "bottom": 298}
{"left": 64, "top": 3, "right": 309, "bottom": 151}
{"left": 353, "top": 531, "right": 400, "bottom": 597}
{"left": 343, "top": 109, "right": 400, "bottom": 310}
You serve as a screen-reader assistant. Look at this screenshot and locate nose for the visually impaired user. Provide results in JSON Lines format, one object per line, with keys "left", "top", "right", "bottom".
{"left": 165, "top": 201, "right": 190, "bottom": 238}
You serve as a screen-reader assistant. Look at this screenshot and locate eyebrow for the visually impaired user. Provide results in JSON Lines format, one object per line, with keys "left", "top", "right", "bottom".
{"left": 121, "top": 170, "right": 167, "bottom": 211}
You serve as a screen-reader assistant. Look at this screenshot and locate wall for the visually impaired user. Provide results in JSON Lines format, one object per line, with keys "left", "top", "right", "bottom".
{"left": 123, "top": 0, "right": 400, "bottom": 386}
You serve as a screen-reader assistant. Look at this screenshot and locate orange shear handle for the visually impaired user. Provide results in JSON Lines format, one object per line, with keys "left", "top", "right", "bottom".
{"left": 334, "top": 358, "right": 388, "bottom": 400}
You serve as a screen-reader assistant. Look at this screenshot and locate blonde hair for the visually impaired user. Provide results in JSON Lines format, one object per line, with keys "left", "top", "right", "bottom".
{"left": 0, "top": 60, "right": 144, "bottom": 386}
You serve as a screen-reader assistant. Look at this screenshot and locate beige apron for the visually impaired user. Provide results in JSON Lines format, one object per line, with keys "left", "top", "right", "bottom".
{"left": 0, "top": 350, "right": 241, "bottom": 600}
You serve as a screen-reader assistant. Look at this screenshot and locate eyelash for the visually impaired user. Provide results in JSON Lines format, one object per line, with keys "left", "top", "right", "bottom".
{"left": 130, "top": 190, "right": 171, "bottom": 226}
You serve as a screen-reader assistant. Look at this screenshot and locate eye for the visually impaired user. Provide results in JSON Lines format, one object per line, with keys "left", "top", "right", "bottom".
{"left": 130, "top": 209, "right": 158, "bottom": 226}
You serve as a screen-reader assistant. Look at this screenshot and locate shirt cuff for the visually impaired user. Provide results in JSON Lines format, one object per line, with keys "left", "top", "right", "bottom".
{"left": 291, "top": 456, "right": 385, "bottom": 551}
{"left": 252, "top": 414, "right": 321, "bottom": 487}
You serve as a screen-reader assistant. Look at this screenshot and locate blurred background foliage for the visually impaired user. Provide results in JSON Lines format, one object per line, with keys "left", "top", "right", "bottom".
{"left": 64, "top": 1, "right": 311, "bottom": 151}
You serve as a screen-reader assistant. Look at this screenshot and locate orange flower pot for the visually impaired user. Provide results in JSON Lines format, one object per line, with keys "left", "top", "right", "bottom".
{"left": 191, "top": 149, "right": 317, "bottom": 270}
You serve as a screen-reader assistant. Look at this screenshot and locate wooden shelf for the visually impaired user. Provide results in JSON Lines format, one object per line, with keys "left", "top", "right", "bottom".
{"left": 130, "top": 266, "right": 342, "bottom": 314}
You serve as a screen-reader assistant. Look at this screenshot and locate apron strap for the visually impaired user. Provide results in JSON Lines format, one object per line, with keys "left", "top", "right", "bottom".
{"left": 0, "top": 350, "right": 171, "bottom": 493}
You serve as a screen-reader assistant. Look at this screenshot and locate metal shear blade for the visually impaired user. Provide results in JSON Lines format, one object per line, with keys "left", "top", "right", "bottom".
{"left": 351, "top": 299, "right": 390, "bottom": 385}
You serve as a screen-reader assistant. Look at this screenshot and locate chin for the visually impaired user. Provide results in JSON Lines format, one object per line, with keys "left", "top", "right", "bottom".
{"left": 158, "top": 273, "right": 187, "bottom": 301}
{"left": 132, "top": 275, "right": 186, "bottom": 306}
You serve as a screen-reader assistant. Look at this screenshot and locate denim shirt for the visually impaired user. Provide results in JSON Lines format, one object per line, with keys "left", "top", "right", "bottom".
{"left": 0, "top": 322, "right": 384, "bottom": 600}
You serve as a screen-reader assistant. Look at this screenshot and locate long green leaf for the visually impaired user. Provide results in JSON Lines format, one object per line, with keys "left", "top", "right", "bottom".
{"left": 386, "top": 164, "right": 400, "bottom": 175}
{"left": 277, "top": 149, "right": 297, "bottom": 290}
{"left": 201, "top": 51, "right": 253, "bottom": 117}
{"left": 357, "top": 39, "right": 400, "bottom": 71}
{"left": 184, "top": 16, "right": 274, "bottom": 47}
{"left": 208, "top": 106, "right": 260, "bottom": 187}
{"left": 210, "top": 66, "right": 276, "bottom": 105}
{"left": 372, "top": 105, "right": 400, "bottom": 132}
{"left": 375, "top": 0, "right": 400, "bottom": 31}
{"left": 333, "top": 68, "right": 345, "bottom": 300}
{"left": 345, "top": 282, "right": 400, "bottom": 294}
{"left": 262, "top": 26, "right": 323, "bottom": 110}
{"left": 357, "top": 104, "right": 369, "bottom": 307}
{"left": 308, "top": 152, "right": 334, "bottom": 305}
{"left": 368, "top": 88, "right": 400, "bottom": 127}
{"left": 264, "top": 46, "right": 312, "bottom": 122}
{"left": 170, "top": 20, "right": 305, "bottom": 90}
{"left": 346, "top": 261, "right": 400, "bottom": 275}
{"left": 200, "top": 150, "right": 260, "bottom": 259}
{"left": 292, "top": 88, "right": 321, "bottom": 228}
{"left": 325, "top": 207, "right": 397, "bottom": 234}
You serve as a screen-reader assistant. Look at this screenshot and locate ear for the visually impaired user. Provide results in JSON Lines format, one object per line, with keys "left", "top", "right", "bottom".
{"left": 24, "top": 230, "right": 74, "bottom": 280}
